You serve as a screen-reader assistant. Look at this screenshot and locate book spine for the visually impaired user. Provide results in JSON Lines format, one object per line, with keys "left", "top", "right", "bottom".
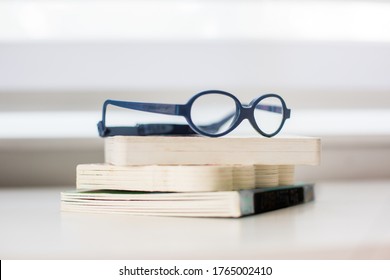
{"left": 239, "top": 184, "right": 314, "bottom": 216}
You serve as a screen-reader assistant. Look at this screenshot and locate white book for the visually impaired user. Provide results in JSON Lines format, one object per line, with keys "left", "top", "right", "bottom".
{"left": 77, "top": 164, "right": 295, "bottom": 192}
{"left": 105, "top": 136, "right": 321, "bottom": 165}
{"left": 62, "top": 183, "right": 315, "bottom": 218}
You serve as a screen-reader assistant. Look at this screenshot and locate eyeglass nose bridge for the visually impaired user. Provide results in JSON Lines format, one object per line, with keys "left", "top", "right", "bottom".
{"left": 237, "top": 105, "right": 264, "bottom": 133}
{"left": 239, "top": 105, "right": 253, "bottom": 119}
{"left": 228, "top": 105, "right": 253, "bottom": 128}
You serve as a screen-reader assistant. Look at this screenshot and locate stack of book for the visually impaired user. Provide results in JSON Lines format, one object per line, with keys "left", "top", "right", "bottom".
{"left": 61, "top": 136, "right": 320, "bottom": 217}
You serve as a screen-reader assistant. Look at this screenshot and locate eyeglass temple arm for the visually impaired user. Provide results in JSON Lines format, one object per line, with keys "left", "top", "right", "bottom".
{"left": 98, "top": 99, "right": 185, "bottom": 135}
{"left": 256, "top": 104, "right": 284, "bottom": 114}
{"left": 98, "top": 123, "right": 197, "bottom": 137}
{"left": 100, "top": 99, "right": 184, "bottom": 123}
{"left": 201, "top": 104, "right": 286, "bottom": 133}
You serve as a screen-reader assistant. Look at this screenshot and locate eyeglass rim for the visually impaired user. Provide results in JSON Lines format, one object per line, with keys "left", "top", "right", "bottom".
{"left": 185, "top": 90, "right": 241, "bottom": 137}
{"left": 249, "top": 94, "right": 290, "bottom": 137}
{"left": 184, "top": 90, "right": 290, "bottom": 137}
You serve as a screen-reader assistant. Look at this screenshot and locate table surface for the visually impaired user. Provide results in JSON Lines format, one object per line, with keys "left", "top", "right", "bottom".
{"left": 1, "top": 180, "right": 390, "bottom": 259}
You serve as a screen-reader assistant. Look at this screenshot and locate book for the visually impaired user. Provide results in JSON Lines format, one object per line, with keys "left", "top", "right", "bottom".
{"left": 77, "top": 164, "right": 295, "bottom": 192}
{"left": 61, "top": 183, "right": 315, "bottom": 218}
{"left": 105, "top": 136, "right": 321, "bottom": 165}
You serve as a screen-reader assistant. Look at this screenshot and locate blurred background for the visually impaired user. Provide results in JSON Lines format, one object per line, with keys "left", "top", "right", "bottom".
{"left": 0, "top": 0, "right": 389, "bottom": 186}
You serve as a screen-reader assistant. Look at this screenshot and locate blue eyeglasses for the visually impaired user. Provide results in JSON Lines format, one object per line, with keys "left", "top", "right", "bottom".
{"left": 98, "top": 90, "right": 291, "bottom": 138}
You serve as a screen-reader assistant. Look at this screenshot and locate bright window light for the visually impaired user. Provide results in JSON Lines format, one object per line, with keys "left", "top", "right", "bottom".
{"left": 0, "top": 0, "right": 389, "bottom": 42}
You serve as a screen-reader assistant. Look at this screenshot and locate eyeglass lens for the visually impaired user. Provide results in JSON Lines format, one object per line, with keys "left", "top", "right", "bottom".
{"left": 190, "top": 93, "right": 238, "bottom": 135}
{"left": 253, "top": 97, "right": 284, "bottom": 135}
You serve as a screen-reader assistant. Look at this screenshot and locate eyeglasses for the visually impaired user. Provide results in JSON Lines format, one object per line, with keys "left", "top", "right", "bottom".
{"left": 98, "top": 90, "right": 291, "bottom": 138}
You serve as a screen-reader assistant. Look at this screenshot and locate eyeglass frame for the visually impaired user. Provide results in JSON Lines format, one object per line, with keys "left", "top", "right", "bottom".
{"left": 97, "top": 89, "right": 291, "bottom": 138}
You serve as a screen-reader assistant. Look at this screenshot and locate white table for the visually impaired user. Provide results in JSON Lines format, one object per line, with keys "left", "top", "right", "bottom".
{"left": 1, "top": 180, "right": 390, "bottom": 259}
